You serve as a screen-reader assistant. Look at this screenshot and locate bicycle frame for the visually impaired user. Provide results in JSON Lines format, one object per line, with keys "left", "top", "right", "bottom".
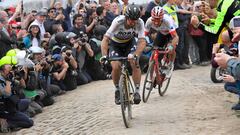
{"left": 109, "top": 57, "right": 135, "bottom": 128}
{"left": 120, "top": 59, "right": 134, "bottom": 103}
{"left": 150, "top": 47, "right": 169, "bottom": 86}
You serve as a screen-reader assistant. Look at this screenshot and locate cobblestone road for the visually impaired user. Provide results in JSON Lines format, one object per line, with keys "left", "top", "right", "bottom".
{"left": 9, "top": 66, "right": 240, "bottom": 135}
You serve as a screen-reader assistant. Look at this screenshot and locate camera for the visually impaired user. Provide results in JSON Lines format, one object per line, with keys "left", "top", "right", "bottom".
{"left": 79, "top": 3, "right": 84, "bottom": 8}
{"left": 78, "top": 31, "right": 88, "bottom": 43}
{"left": 66, "top": 52, "right": 72, "bottom": 57}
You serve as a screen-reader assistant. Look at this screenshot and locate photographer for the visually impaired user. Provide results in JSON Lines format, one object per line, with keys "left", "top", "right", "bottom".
{"left": 61, "top": 46, "right": 78, "bottom": 90}
{"left": 214, "top": 16, "right": 240, "bottom": 79}
{"left": 75, "top": 33, "right": 94, "bottom": 85}
{"left": 50, "top": 54, "right": 69, "bottom": 91}
{"left": 28, "top": 46, "right": 57, "bottom": 107}
{"left": 87, "top": 25, "right": 112, "bottom": 80}
{"left": 0, "top": 56, "right": 33, "bottom": 130}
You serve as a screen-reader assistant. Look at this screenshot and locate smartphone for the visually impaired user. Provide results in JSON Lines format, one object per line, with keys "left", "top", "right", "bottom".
{"left": 233, "top": 17, "right": 240, "bottom": 27}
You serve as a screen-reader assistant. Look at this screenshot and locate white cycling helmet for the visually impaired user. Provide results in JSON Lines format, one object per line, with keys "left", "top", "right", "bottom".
{"left": 29, "top": 46, "right": 45, "bottom": 54}
{"left": 151, "top": 6, "right": 164, "bottom": 19}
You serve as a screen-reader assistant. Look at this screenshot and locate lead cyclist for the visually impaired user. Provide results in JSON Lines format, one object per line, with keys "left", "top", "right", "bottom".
{"left": 100, "top": 4, "right": 146, "bottom": 105}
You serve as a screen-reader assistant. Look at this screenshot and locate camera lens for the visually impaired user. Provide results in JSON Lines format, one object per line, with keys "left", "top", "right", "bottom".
{"left": 66, "top": 52, "right": 71, "bottom": 57}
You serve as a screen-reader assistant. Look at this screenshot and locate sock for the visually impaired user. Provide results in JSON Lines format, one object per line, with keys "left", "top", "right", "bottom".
{"left": 115, "top": 84, "right": 119, "bottom": 91}
{"left": 135, "top": 84, "right": 140, "bottom": 93}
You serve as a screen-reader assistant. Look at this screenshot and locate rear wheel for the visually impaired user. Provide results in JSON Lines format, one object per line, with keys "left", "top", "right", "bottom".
{"left": 142, "top": 60, "right": 155, "bottom": 103}
{"left": 158, "top": 61, "right": 174, "bottom": 96}
{"left": 119, "top": 75, "right": 132, "bottom": 128}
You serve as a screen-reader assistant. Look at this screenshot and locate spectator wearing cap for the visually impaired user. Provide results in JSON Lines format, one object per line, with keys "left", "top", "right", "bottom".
{"left": 0, "top": 56, "right": 33, "bottom": 131}
{"left": 50, "top": 54, "right": 69, "bottom": 91}
{"left": 23, "top": 22, "right": 41, "bottom": 49}
{"left": 50, "top": 0, "right": 73, "bottom": 31}
{"left": 30, "top": 10, "right": 49, "bottom": 39}
{"left": 4, "top": 6, "right": 15, "bottom": 18}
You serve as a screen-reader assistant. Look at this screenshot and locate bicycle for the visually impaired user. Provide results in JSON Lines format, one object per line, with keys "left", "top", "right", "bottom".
{"left": 108, "top": 57, "right": 136, "bottom": 128}
{"left": 142, "top": 46, "right": 174, "bottom": 103}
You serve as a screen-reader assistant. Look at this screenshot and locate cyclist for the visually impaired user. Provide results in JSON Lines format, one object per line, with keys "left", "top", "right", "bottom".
{"left": 100, "top": 4, "right": 146, "bottom": 105}
{"left": 145, "top": 6, "right": 179, "bottom": 69}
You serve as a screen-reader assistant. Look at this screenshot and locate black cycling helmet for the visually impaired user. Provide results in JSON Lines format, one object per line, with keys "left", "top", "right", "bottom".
{"left": 55, "top": 32, "right": 77, "bottom": 44}
{"left": 125, "top": 4, "right": 141, "bottom": 20}
{"left": 93, "top": 25, "right": 107, "bottom": 37}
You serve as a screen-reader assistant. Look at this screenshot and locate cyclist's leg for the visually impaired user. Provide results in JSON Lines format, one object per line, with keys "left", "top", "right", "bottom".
{"left": 153, "top": 32, "right": 171, "bottom": 64}
{"left": 109, "top": 40, "right": 125, "bottom": 104}
{"left": 126, "top": 39, "right": 141, "bottom": 104}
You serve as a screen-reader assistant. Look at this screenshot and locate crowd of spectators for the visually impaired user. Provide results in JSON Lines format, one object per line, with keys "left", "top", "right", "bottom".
{"left": 0, "top": 0, "right": 238, "bottom": 132}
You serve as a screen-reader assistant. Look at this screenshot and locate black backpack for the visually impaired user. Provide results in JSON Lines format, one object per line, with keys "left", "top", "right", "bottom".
{"left": 26, "top": 71, "right": 38, "bottom": 90}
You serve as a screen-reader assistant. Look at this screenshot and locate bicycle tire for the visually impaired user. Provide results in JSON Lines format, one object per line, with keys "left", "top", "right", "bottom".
{"left": 119, "top": 74, "right": 132, "bottom": 128}
{"left": 158, "top": 61, "right": 174, "bottom": 96}
{"left": 142, "top": 60, "right": 155, "bottom": 103}
{"left": 210, "top": 67, "right": 224, "bottom": 83}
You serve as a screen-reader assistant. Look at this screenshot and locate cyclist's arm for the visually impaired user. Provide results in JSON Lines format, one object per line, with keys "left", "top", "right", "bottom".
{"left": 101, "top": 17, "right": 118, "bottom": 56}
{"left": 170, "top": 29, "right": 179, "bottom": 47}
{"left": 135, "top": 19, "right": 147, "bottom": 56}
{"left": 101, "top": 35, "right": 110, "bottom": 56}
{"left": 167, "top": 14, "right": 179, "bottom": 47}
{"left": 198, "top": 0, "right": 234, "bottom": 34}
{"left": 144, "top": 18, "right": 151, "bottom": 36}
{"left": 135, "top": 38, "right": 146, "bottom": 56}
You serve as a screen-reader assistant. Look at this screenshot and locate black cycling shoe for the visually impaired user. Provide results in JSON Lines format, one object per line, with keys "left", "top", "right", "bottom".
{"left": 115, "top": 90, "right": 120, "bottom": 105}
{"left": 133, "top": 92, "right": 141, "bottom": 104}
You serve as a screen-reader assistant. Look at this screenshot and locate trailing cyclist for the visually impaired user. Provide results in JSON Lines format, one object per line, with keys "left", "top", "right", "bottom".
{"left": 100, "top": 4, "right": 146, "bottom": 105}
{"left": 144, "top": 6, "right": 179, "bottom": 70}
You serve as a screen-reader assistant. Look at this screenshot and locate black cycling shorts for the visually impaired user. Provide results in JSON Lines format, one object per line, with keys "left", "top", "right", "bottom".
{"left": 108, "top": 38, "right": 137, "bottom": 58}
{"left": 153, "top": 32, "right": 172, "bottom": 48}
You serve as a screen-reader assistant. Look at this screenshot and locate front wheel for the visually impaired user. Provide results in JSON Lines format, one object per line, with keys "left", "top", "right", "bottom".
{"left": 119, "top": 75, "right": 132, "bottom": 128}
{"left": 142, "top": 60, "right": 155, "bottom": 103}
{"left": 158, "top": 61, "right": 174, "bottom": 96}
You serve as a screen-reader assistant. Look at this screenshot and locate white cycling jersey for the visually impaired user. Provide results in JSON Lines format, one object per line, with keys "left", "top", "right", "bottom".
{"left": 145, "top": 14, "right": 177, "bottom": 35}
{"left": 105, "top": 15, "right": 145, "bottom": 43}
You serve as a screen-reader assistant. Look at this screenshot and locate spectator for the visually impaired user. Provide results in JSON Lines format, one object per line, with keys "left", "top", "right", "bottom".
{"left": 50, "top": 0, "right": 73, "bottom": 31}
{"left": 142, "top": 0, "right": 162, "bottom": 22}
{"left": 23, "top": 22, "right": 41, "bottom": 48}
{"left": 49, "top": 24, "right": 64, "bottom": 49}
{"left": 50, "top": 54, "right": 69, "bottom": 91}
{"left": 96, "top": 6, "right": 111, "bottom": 28}
{"left": 87, "top": 25, "right": 111, "bottom": 80}
{"left": 110, "top": 2, "right": 120, "bottom": 16}
{"left": 0, "top": 56, "right": 33, "bottom": 131}
{"left": 30, "top": 10, "right": 48, "bottom": 39}
{"left": 0, "top": 17, "right": 13, "bottom": 58}
{"left": 61, "top": 46, "right": 78, "bottom": 90}
{"left": 224, "top": 74, "right": 240, "bottom": 110}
